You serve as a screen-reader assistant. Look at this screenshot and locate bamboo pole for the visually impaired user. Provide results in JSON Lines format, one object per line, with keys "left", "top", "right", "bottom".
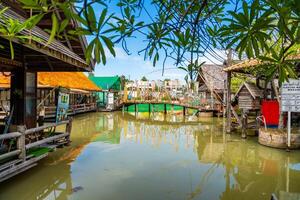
{"left": 0, "top": 150, "right": 21, "bottom": 161}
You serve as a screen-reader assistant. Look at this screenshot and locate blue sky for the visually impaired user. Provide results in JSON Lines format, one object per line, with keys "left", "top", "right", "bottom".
{"left": 91, "top": 2, "right": 227, "bottom": 81}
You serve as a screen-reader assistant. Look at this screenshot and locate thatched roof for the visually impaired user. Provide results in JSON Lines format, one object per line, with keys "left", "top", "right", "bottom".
{"left": 0, "top": 72, "right": 101, "bottom": 92}
{"left": 223, "top": 59, "right": 260, "bottom": 72}
{"left": 0, "top": 3, "right": 91, "bottom": 71}
{"left": 224, "top": 53, "right": 300, "bottom": 72}
{"left": 198, "top": 64, "right": 226, "bottom": 91}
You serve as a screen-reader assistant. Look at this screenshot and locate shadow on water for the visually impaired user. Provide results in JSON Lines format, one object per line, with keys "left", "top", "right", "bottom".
{"left": 0, "top": 111, "right": 299, "bottom": 200}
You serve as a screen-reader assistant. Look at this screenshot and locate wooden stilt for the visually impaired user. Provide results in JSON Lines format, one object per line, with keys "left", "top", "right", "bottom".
{"left": 226, "top": 71, "right": 232, "bottom": 133}
{"left": 241, "top": 109, "right": 248, "bottom": 139}
{"left": 226, "top": 49, "right": 233, "bottom": 133}
{"left": 164, "top": 104, "right": 167, "bottom": 114}
{"left": 135, "top": 104, "right": 138, "bottom": 117}
{"left": 11, "top": 71, "right": 37, "bottom": 129}
{"left": 183, "top": 106, "right": 186, "bottom": 116}
{"left": 65, "top": 117, "right": 73, "bottom": 143}
{"left": 17, "top": 125, "right": 26, "bottom": 161}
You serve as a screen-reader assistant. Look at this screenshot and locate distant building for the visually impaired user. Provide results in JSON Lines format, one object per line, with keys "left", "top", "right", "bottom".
{"left": 164, "top": 79, "right": 182, "bottom": 91}
{"left": 0, "top": 72, "right": 101, "bottom": 119}
{"left": 135, "top": 80, "right": 155, "bottom": 90}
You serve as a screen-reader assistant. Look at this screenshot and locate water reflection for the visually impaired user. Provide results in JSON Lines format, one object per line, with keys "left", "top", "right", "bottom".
{"left": 0, "top": 112, "right": 299, "bottom": 200}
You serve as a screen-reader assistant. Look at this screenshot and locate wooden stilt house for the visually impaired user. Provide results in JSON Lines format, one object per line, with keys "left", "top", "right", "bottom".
{"left": 0, "top": 1, "right": 96, "bottom": 182}
{"left": 235, "top": 82, "right": 263, "bottom": 111}
{"left": 0, "top": 72, "right": 101, "bottom": 119}
{"left": 197, "top": 64, "right": 227, "bottom": 112}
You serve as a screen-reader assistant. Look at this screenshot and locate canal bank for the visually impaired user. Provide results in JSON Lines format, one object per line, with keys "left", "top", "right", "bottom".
{"left": 0, "top": 112, "right": 300, "bottom": 200}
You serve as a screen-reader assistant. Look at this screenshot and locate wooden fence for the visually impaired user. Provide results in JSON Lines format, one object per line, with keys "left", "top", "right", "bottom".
{"left": 0, "top": 119, "right": 72, "bottom": 182}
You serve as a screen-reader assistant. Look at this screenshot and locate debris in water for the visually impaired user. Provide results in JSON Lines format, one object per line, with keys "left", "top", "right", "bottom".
{"left": 72, "top": 186, "right": 84, "bottom": 193}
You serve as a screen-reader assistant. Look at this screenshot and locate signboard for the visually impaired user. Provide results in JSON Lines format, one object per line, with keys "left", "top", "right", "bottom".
{"left": 108, "top": 93, "right": 114, "bottom": 105}
{"left": 56, "top": 90, "right": 70, "bottom": 123}
{"left": 281, "top": 79, "right": 300, "bottom": 112}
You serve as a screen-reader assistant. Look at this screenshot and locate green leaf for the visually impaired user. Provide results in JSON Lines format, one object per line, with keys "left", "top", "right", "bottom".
{"left": 85, "top": 39, "right": 95, "bottom": 64}
{"left": 94, "top": 38, "right": 101, "bottom": 63}
{"left": 47, "top": 13, "right": 58, "bottom": 45}
{"left": 59, "top": 19, "right": 69, "bottom": 33}
{"left": 98, "top": 40, "right": 106, "bottom": 65}
{"left": 87, "top": 5, "right": 97, "bottom": 31}
{"left": 101, "top": 36, "right": 115, "bottom": 57}
{"left": 98, "top": 8, "right": 108, "bottom": 31}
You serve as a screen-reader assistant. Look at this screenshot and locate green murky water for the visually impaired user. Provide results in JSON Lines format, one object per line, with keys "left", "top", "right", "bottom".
{"left": 0, "top": 112, "right": 300, "bottom": 200}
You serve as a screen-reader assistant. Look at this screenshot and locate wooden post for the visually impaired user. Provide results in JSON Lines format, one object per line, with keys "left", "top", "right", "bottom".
{"left": 183, "top": 106, "right": 186, "bottom": 116}
{"left": 287, "top": 111, "right": 291, "bottom": 148}
{"left": 226, "top": 71, "right": 232, "bottom": 133}
{"left": 11, "top": 71, "right": 37, "bottom": 129}
{"left": 65, "top": 117, "right": 73, "bottom": 144}
{"left": 135, "top": 104, "right": 138, "bottom": 117}
{"left": 241, "top": 109, "right": 248, "bottom": 139}
{"left": 17, "top": 125, "right": 26, "bottom": 161}
{"left": 164, "top": 104, "right": 167, "bottom": 114}
{"left": 223, "top": 80, "right": 226, "bottom": 118}
{"left": 226, "top": 49, "right": 232, "bottom": 133}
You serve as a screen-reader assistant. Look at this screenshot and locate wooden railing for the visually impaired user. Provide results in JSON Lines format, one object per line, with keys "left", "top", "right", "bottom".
{"left": 70, "top": 103, "right": 97, "bottom": 114}
{"left": 120, "top": 90, "right": 221, "bottom": 111}
{"left": 44, "top": 103, "right": 97, "bottom": 118}
{"left": 0, "top": 119, "right": 72, "bottom": 182}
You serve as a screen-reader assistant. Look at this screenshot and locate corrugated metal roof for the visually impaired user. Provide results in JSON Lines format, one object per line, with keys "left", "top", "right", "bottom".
{"left": 0, "top": 4, "right": 89, "bottom": 70}
{"left": 89, "top": 76, "right": 121, "bottom": 91}
{"left": 0, "top": 72, "right": 101, "bottom": 91}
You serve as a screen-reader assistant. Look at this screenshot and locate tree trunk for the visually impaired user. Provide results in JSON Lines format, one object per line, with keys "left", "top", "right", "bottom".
{"left": 272, "top": 80, "right": 283, "bottom": 129}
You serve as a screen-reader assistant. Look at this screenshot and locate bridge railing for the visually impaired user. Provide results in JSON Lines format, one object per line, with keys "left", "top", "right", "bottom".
{"left": 120, "top": 90, "right": 221, "bottom": 111}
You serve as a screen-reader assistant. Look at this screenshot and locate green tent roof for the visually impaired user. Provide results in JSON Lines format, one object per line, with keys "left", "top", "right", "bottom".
{"left": 89, "top": 76, "right": 121, "bottom": 91}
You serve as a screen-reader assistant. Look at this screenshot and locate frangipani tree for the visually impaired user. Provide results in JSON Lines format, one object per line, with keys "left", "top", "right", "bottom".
{"left": 0, "top": 0, "right": 227, "bottom": 71}
{"left": 216, "top": 0, "right": 300, "bottom": 84}
{"left": 178, "top": 60, "right": 206, "bottom": 92}
{"left": 1, "top": 0, "right": 299, "bottom": 86}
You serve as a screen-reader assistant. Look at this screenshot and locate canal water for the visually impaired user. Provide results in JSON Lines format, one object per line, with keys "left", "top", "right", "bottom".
{"left": 0, "top": 112, "right": 300, "bottom": 200}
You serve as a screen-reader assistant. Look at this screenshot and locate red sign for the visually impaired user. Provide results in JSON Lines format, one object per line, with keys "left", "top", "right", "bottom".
{"left": 261, "top": 100, "right": 279, "bottom": 126}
